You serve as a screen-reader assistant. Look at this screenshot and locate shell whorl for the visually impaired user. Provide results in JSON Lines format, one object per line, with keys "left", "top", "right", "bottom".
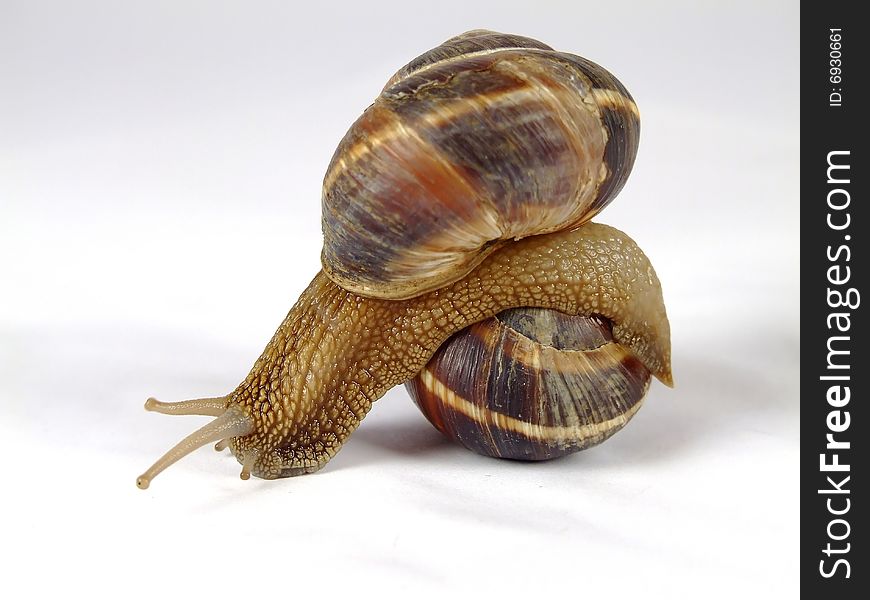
{"left": 321, "top": 30, "right": 641, "bottom": 300}
{"left": 406, "top": 309, "right": 651, "bottom": 459}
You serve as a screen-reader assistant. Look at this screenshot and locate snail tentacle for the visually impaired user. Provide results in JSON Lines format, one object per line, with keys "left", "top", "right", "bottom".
{"left": 136, "top": 405, "right": 254, "bottom": 489}
{"left": 144, "top": 395, "right": 228, "bottom": 417}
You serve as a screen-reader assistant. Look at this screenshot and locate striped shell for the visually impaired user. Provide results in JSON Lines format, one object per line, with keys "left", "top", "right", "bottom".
{"left": 321, "top": 30, "right": 640, "bottom": 300}
{"left": 405, "top": 309, "right": 650, "bottom": 459}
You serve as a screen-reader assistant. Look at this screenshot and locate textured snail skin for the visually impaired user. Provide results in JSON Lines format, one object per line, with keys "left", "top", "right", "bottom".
{"left": 221, "top": 223, "right": 670, "bottom": 479}
{"left": 406, "top": 311, "right": 651, "bottom": 460}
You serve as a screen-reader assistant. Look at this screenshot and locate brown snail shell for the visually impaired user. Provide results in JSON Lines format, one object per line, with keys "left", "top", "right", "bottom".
{"left": 321, "top": 30, "right": 640, "bottom": 300}
{"left": 406, "top": 309, "right": 650, "bottom": 459}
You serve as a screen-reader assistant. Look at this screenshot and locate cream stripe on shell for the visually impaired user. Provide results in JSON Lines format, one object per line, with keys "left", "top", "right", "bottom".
{"left": 418, "top": 367, "right": 645, "bottom": 443}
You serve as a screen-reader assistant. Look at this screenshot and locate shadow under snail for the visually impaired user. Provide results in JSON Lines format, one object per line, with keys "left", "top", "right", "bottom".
{"left": 137, "top": 30, "right": 673, "bottom": 488}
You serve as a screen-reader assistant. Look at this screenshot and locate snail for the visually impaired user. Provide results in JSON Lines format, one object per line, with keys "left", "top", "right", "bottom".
{"left": 137, "top": 30, "right": 672, "bottom": 488}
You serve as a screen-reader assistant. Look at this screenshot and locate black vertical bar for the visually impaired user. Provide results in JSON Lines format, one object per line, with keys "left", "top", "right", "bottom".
{"left": 802, "top": 3, "right": 866, "bottom": 595}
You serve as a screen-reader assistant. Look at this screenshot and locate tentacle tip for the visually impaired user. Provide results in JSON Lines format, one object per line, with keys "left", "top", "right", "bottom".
{"left": 144, "top": 397, "right": 159, "bottom": 411}
{"left": 136, "top": 475, "right": 151, "bottom": 490}
{"left": 239, "top": 449, "right": 259, "bottom": 481}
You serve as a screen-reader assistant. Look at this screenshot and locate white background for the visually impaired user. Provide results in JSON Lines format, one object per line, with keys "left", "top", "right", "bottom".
{"left": 0, "top": 1, "right": 798, "bottom": 598}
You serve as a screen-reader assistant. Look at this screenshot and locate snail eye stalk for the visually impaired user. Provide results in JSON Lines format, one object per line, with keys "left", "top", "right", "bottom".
{"left": 137, "top": 400, "right": 253, "bottom": 489}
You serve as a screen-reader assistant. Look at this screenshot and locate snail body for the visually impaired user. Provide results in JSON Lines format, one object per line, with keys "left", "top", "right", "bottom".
{"left": 137, "top": 31, "right": 672, "bottom": 488}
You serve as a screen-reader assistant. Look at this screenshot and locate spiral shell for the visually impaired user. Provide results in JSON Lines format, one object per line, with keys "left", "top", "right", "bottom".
{"left": 405, "top": 308, "right": 651, "bottom": 459}
{"left": 321, "top": 30, "right": 641, "bottom": 300}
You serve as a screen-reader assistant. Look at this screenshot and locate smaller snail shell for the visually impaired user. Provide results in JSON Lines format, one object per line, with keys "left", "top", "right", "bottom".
{"left": 405, "top": 308, "right": 650, "bottom": 460}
